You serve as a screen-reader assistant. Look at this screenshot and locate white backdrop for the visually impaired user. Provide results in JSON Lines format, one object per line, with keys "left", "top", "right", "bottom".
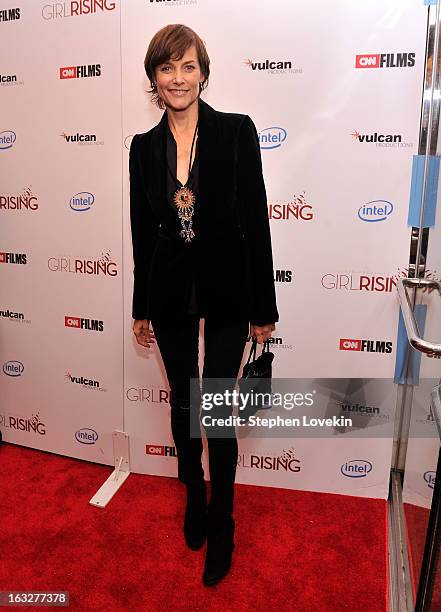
{"left": 0, "top": 0, "right": 429, "bottom": 500}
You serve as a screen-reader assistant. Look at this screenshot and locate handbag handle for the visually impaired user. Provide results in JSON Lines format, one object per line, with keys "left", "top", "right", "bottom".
{"left": 245, "top": 337, "right": 257, "bottom": 365}
{"left": 245, "top": 337, "right": 271, "bottom": 366}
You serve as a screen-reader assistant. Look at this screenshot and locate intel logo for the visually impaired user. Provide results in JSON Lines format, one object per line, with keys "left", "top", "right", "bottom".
{"left": 0, "top": 130, "right": 16, "bottom": 150}
{"left": 75, "top": 428, "right": 98, "bottom": 444}
{"left": 358, "top": 200, "right": 393, "bottom": 222}
{"left": 259, "top": 127, "right": 287, "bottom": 150}
{"left": 70, "top": 192, "right": 94, "bottom": 212}
{"left": 341, "top": 459, "right": 372, "bottom": 478}
{"left": 424, "top": 470, "right": 436, "bottom": 489}
{"left": 3, "top": 360, "right": 24, "bottom": 376}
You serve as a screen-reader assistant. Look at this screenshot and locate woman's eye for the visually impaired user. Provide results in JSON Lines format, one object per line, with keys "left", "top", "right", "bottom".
{"left": 185, "top": 65, "right": 195, "bottom": 71}
{"left": 160, "top": 66, "right": 171, "bottom": 72}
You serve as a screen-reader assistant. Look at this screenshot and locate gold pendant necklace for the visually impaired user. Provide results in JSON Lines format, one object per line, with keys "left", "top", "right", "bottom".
{"left": 168, "top": 119, "right": 199, "bottom": 243}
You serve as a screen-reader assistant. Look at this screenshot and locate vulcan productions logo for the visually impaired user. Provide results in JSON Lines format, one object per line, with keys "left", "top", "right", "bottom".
{"left": 339, "top": 338, "right": 393, "bottom": 354}
{"left": 246, "top": 335, "right": 293, "bottom": 351}
{"left": 0, "top": 308, "right": 30, "bottom": 324}
{"left": 0, "top": 73, "right": 24, "bottom": 86}
{"left": 244, "top": 58, "right": 302, "bottom": 75}
{"left": 321, "top": 272, "right": 397, "bottom": 293}
{"left": 0, "top": 411, "right": 46, "bottom": 436}
{"left": 61, "top": 132, "right": 103, "bottom": 146}
{"left": 238, "top": 447, "right": 301, "bottom": 473}
{"left": 0, "top": 251, "right": 27, "bottom": 265}
{"left": 59, "top": 64, "right": 101, "bottom": 79}
{"left": 351, "top": 130, "right": 412, "bottom": 149}
{"left": 65, "top": 316, "right": 104, "bottom": 332}
{"left": 0, "top": 187, "right": 39, "bottom": 211}
{"left": 268, "top": 192, "right": 314, "bottom": 221}
{"left": 66, "top": 371, "right": 107, "bottom": 392}
{"left": 355, "top": 52, "right": 415, "bottom": 69}
{"left": 48, "top": 251, "right": 118, "bottom": 276}
{"left": 42, "top": 1, "right": 116, "bottom": 19}
{"left": 127, "top": 387, "right": 169, "bottom": 403}
{"left": 0, "top": 7, "right": 20, "bottom": 21}
{"left": 336, "top": 401, "right": 388, "bottom": 420}
{"left": 146, "top": 444, "right": 177, "bottom": 458}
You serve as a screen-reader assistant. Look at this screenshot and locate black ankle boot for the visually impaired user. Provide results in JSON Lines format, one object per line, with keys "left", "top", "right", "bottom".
{"left": 202, "top": 514, "right": 235, "bottom": 585}
{"left": 184, "top": 481, "right": 207, "bottom": 550}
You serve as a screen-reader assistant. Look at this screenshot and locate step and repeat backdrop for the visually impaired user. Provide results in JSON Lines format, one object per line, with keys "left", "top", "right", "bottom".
{"left": 1, "top": 0, "right": 429, "bottom": 500}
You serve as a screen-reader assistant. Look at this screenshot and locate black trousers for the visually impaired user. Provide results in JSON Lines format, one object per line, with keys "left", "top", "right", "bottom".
{"left": 151, "top": 314, "right": 249, "bottom": 520}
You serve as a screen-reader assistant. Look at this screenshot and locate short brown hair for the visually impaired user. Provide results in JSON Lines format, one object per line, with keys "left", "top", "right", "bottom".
{"left": 144, "top": 24, "right": 210, "bottom": 109}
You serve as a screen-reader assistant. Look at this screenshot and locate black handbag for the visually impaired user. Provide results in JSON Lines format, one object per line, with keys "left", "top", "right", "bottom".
{"left": 238, "top": 338, "right": 274, "bottom": 419}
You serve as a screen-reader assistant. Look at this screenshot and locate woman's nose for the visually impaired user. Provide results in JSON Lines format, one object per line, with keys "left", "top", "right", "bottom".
{"left": 173, "top": 70, "right": 185, "bottom": 83}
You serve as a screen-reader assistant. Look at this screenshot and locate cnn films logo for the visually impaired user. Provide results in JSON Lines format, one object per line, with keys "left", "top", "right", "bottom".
{"left": 48, "top": 251, "right": 118, "bottom": 276}
{"left": 274, "top": 269, "right": 293, "bottom": 283}
{"left": 126, "top": 387, "right": 169, "bottom": 403}
{"left": 75, "top": 428, "right": 98, "bottom": 444}
{"left": 0, "top": 412, "right": 46, "bottom": 436}
{"left": 339, "top": 338, "right": 393, "bottom": 354}
{"left": 0, "top": 7, "right": 20, "bottom": 22}
{"left": 0, "top": 187, "right": 39, "bottom": 211}
{"left": 0, "top": 251, "right": 27, "bottom": 264}
{"left": 244, "top": 58, "right": 302, "bottom": 75}
{"left": 259, "top": 127, "right": 287, "bottom": 150}
{"left": 358, "top": 200, "right": 393, "bottom": 223}
{"left": 146, "top": 444, "right": 177, "bottom": 457}
{"left": 0, "top": 308, "right": 29, "bottom": 324}
{"left": 42, "top": 1, "right": 116, "bottom": 19}
{"left": 61, "top": 132, "right": 103, "bottom": 146}
{"left": 237, "top": 448, "right": 301, "bottom": 473}
{"left": 69, "top": 192, "right": 95, "bottom": 212}
{"left": 341, "top": 459, "right": 372, "bottom": 478}
{"left": 424, "top": 471, "right": 436, "bottom": 490}
{"left": 268, "top": 192, "right": 314, "bottom": 221}
{"left": 355, "top": 52, "right": 415, "bottom": 69}
{"left": 351, "top": 130, "right": 412, "bottom": 149}
{"left": 321, "top": 273, "right": 397, "bottom": 293}
{"left": 3, "top": 360, "right": 24, "bottom": 376}
{"left": 0, "top": 73, "right": 23, "bottom": 86}
{"left": 59, "top": 64, "right": 101, "bottom": 79}
{"left": 66, "top": 371, "right": 106, "bottom": 392}
{"left": 65, "top": 316, "right": 104, "bottom": 332}
{"left": 0, "top": 130, "right": 16, "bottom": 150}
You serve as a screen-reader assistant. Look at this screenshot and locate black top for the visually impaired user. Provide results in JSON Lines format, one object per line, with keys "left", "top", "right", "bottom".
{"left": 165, "top": 123, "right": 200, "bottom": 315}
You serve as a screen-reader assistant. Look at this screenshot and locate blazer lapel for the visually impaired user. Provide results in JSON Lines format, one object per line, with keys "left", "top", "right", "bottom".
{"left": 197, "top": 98, "right": 221, "bottom": 231}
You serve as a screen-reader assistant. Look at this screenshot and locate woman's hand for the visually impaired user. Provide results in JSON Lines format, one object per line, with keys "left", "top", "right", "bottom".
{"left": 250, "top": 322, "right": 276, "bottom": 344}
{"left": 133, "top": 319, "right": 156, "bottom": 348}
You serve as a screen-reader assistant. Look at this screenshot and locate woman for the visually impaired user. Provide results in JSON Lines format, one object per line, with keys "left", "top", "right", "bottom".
{"left": 130, "top": 24, "right": 279, "bottom": 586}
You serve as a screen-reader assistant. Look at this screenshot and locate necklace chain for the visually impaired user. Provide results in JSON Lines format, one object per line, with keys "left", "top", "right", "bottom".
{"left": 166, "top": 120, "right": 199, "bottom": 243}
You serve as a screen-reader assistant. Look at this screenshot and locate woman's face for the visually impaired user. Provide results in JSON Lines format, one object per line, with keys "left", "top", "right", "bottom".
{"left": 155, "top": 44, "right": 203, "bottom": 112}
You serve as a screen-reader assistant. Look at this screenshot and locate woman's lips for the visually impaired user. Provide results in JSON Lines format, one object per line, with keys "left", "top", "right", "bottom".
{"left": 169, "top": 89, "right": 189, "bottom": 96}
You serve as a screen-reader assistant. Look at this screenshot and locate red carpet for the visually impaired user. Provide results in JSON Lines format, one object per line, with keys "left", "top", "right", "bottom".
{"left": 0, "top": 443, "right": 387, "bottom": 611}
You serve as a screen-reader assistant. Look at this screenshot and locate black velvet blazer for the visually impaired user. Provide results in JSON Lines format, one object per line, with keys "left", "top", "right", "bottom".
{"left": 129, "top": 97, "right": 279, "bottom": 327}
